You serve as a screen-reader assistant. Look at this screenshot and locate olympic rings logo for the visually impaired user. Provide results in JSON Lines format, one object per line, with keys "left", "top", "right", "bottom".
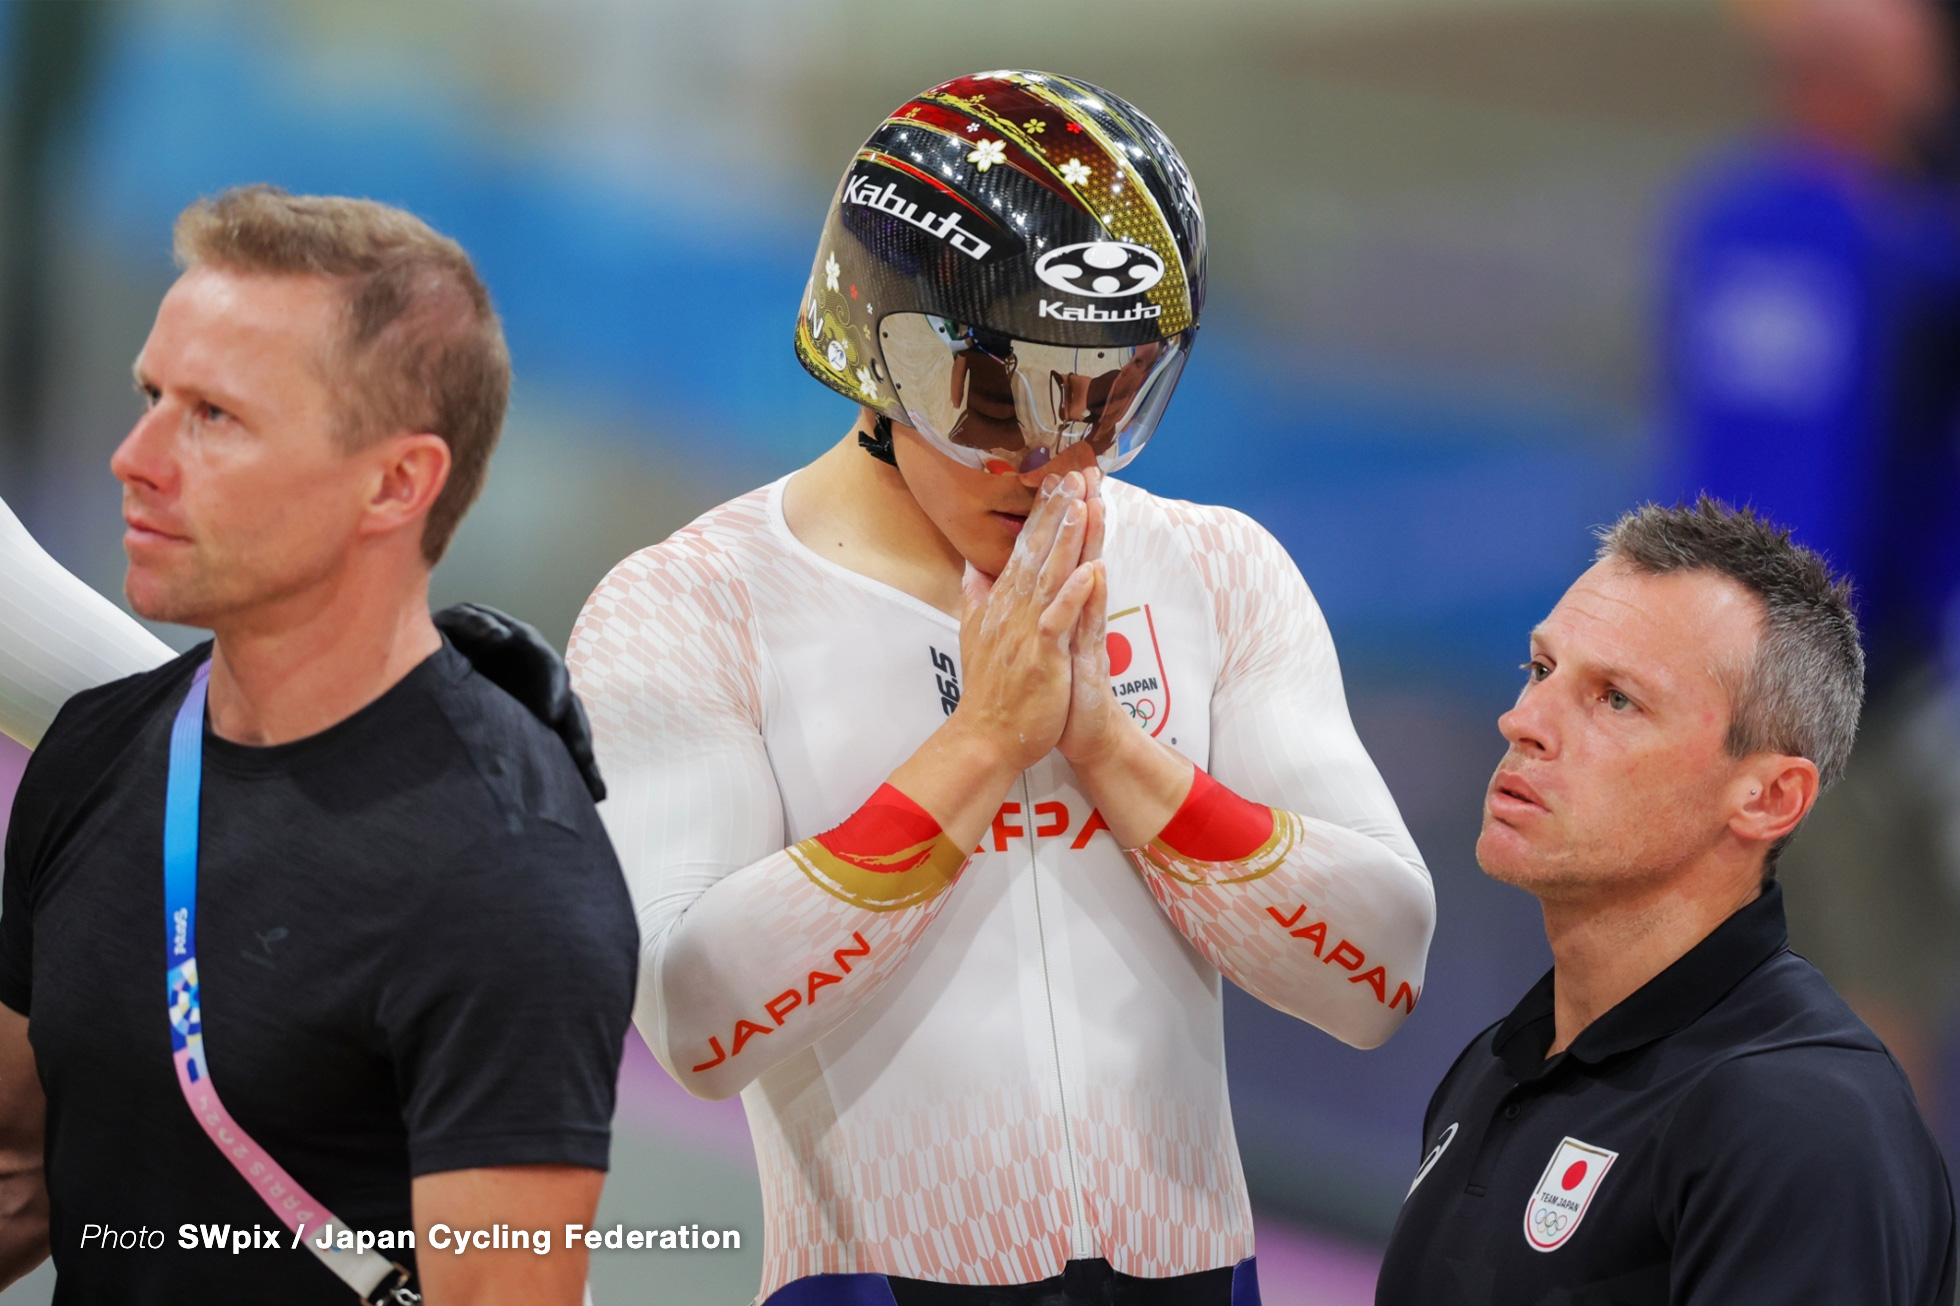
{"left": 1125, "top": 698, "right": 1157, "bottom": 724}
{"left": 1531, "top": 1207, "right": 1571, "bottom": 1238}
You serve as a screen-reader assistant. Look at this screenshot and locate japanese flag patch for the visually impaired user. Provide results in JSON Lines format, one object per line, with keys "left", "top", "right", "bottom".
{"left": 1106, "top": 604, "right": 1171, "bottom": 738}
{"left": 1523, "top": 1136, "right": 1617, "bottom": 1252}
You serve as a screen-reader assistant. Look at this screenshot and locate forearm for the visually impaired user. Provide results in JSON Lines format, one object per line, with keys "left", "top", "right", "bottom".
{"left": 1066, "top": 721, "right": 1194, "bottom": 848}
{"left": 650, "top": 774, "right": 978, "bottom": 1098}
{"left": 1125, "top": 764, "right": 1435, "bottom": 1049}
{"left": 602, "top": 672, "right": 1029, "bottom": 1097}
{"left": 0, "top": 1159, "right": 48, "bottom": 1290}
{"left": 0, "top": 1006, "right": 48, "bottom": 1287}
{"left": 616, "top": 473, "right": 1093, "bottom": 1095}
{"left": 888, "top": 713, "right": 1026, "bottom": 852}
{"left": 413, "top": 1166, "right": 598, "bottom": 1306}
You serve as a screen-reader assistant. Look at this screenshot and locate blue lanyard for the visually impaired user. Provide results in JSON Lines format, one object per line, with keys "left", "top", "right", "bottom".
{"left": 163, "top": 665, "right": 209, "bottom": 1074}
{"left": 162, "top": 661, "right": 415, "bottom": 1304}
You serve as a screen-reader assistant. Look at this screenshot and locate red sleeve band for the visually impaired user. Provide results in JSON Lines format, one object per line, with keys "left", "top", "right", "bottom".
{"left": 813, "top": 784, "right": 943, "bottom": 862}
{"left": 790, "top": 784, "right": 967, "bottom": 912}
{"left": 1153, "top": 766, "right": 1277, "bottom": 863}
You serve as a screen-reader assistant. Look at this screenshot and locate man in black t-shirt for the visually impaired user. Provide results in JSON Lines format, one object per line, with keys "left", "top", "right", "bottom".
{"left": 0, "top": 187, "right": 636, "bottom": 1305}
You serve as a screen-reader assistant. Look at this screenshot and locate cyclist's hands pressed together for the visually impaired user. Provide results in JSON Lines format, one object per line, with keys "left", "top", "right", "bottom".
{"left": 1055, "top": 468, "right": 1195, "bottom": 848}
{"left": 889, "top": 469, "right": 1099, "bottom": 851}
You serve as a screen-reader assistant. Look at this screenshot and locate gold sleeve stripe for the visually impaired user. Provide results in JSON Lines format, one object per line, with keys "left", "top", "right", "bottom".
{"left": 788, "top": 833, "right": 968, "bottom": 912}
{"left": 1133, "top": 809, "right": 1305, "bottom": 887}
{"left": 786, "top": 784, "right": 970, "bottom": 912}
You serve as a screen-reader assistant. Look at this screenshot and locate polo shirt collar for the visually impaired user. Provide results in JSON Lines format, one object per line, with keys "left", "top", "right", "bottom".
{"left": 1493, "top": 881, "right": 1789, "bottom": 1082}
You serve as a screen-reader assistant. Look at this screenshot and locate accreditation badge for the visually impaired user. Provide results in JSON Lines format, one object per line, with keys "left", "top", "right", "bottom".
{"left": 1523, "top": 1136, "right": 1617, "bottom": 1252}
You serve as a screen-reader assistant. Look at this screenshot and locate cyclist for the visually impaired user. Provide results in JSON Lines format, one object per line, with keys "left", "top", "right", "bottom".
{"left": 570, "top": 70, "right": 1435, "bottom": 1305}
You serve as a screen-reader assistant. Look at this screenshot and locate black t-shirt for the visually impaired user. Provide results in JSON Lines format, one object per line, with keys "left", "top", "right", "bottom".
{"left": 0, "top": 642, "right": 638, "bottom": 1303}
{"left": 1376, "top": 883, "right": 1957, "bottom": 1306}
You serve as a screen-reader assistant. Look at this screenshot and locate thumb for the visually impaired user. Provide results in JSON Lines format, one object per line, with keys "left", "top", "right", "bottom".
{"left": 1072, "top": 561, "right": 1108, "bottom": 667}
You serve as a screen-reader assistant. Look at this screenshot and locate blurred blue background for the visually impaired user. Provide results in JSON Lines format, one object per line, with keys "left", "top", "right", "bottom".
{"left": 6, "top": 1, "right": 1907, "bottom": 1302}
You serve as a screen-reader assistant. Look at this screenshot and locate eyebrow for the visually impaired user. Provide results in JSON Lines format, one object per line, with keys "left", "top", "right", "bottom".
{"left": 1528, "top": 627, "right": 1661, "bottom": 701}
{"left": 129, "top": 362, "right": 254, "bottom": 420}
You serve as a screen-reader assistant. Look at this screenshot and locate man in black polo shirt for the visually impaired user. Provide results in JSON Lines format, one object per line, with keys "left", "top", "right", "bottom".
{"left": 1378, "top": 499, "right": 1956, "bottom": 1305}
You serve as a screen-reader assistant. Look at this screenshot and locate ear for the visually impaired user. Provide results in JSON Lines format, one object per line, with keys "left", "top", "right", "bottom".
{"left": 359, "top": 432, "right": 451, "bottom": 543}
{"left": 1727, "top": 753, "right": 1821, "bottom": 848}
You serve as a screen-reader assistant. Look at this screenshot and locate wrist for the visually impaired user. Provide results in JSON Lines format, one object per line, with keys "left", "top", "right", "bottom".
{"left": 936, "top": 712, "right": 1024, "bottom": 784}
{"left": 1063, "top": 710, "right": 1147, "bottom": 785}
{"left": 1070, "top": 727, "right": 1195, "bottom": 848}
{"left": 885, "top": 710, "right": 1029, "bottom": 852}
{"left": 940, "top": 705, "right": 1045, "bottom": 783}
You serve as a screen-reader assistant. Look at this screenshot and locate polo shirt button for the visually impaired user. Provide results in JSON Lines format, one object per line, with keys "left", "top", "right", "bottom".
{"left": 1503, "top": 1102, "right": 1520, "bottom": 1120}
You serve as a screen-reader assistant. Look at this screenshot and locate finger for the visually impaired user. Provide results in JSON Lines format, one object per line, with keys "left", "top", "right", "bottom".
{"left": 1034, "top": 496, "right": 1089, "bottom": 601}
{"left": 1016, "top": 473, "right": 1064, "bottom": 553}
{"left": 1009, "top": 470, "right": 1085, "bottom": 599}
{"left": 1068, "top": 565, "right": 1111, "bottom": 730}
{"left": 1072, "top": 560, "right": 1109, "bottom": 672}
{"left": 1000, "top": 472, "right": 1073, "bottom": 591}
{"left": 1080, "top": 490, "right": 1106, "bottom": 566}
{"left": 1040, "top": 559, "right": 1099, "bottom": 643}
{"left": 1043, "top": 470, "right": 1088, "bottom": 544}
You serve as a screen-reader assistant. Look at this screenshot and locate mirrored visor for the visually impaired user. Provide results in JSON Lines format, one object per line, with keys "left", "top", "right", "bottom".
{"left": 880, "top": 313, "right": 1189, "bottom": 475}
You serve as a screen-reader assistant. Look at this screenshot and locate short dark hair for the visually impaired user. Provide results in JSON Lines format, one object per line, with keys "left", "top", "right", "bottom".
{"left": 1597, "top": 497, "right": 1864, "bottom": 806}
{"left": 173, "top": 185, "right": 510, "bottom": 564}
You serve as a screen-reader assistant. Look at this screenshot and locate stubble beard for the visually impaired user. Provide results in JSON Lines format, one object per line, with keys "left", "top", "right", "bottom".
{"left": 124, "top": 547, "right": 281, "bottom": 633}
{"left": 1478, "top": 812, "right": 1691, "bottom": 912}
{"left": 126, "top": 565, "right": 219, "bottom": 630}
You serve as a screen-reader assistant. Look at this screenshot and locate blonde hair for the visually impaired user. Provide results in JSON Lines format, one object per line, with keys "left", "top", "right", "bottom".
{"left": 173, "top": 185, "right": 510, "bottom": 564}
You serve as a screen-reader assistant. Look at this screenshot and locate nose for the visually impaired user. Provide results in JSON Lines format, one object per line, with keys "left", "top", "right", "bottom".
{"left": 1498, "top": 679, "right": 1556, "bottom": 759}
{"left": 111, "top": 401, "right": 176, "bottom": 497}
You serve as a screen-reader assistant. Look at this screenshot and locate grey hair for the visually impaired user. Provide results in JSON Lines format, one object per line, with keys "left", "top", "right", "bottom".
{"left": 1597, "top": 498, "right": 1864, "bottom": 857}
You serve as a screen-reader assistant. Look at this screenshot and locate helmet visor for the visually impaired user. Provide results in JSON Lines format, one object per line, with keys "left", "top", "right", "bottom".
{"left": 880, "top": 313, "right": 1189, "bottom": 474}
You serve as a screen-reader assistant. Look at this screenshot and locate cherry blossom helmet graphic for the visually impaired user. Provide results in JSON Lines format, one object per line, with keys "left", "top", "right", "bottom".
{"left": 794, "top": 70, "right": 1206, "bottom": 475}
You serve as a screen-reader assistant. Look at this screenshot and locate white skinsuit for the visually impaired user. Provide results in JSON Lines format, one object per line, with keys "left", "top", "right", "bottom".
{"left": 570, "top": 476, "right": 1435, "bottom": 1297}
{"left": 0, "top": 496, "right": 172, "bottom": 748}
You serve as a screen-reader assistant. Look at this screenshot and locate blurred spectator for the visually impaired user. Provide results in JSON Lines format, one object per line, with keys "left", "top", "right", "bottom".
{"left": 1660, "top": 0, "right": 1960, "bottom": 1112}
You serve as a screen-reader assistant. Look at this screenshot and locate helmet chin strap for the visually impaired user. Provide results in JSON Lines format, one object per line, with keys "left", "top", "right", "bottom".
{"left": 858, "top": 413, "right": 898, "bottom": 466}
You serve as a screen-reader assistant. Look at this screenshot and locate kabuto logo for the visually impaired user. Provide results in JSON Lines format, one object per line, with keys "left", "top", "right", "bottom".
{"left": 1034, "top": 241, "right": 1165, "bottom": 299}
{"left": 1039, "top": 300, "right": 1162, "bottom": 323}
{"left": 845, "top": 173, "right": 994, "bottom": 261}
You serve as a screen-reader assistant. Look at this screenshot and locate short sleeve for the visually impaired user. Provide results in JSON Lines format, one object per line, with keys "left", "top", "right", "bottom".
{"left": 0, "top": 732, "right": 63, "bottom": 1017}
{"left": 378, "top": 819, "right": 638, "bottom": 1177}
{"left": 0, "top": 792, "right": 33, "bottom": 1016}
{"left": 1662, "top": 1047, "right": 1957, "bottom": 1305}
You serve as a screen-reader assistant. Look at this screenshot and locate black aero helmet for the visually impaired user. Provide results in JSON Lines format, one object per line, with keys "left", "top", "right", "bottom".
{"left": 794, "top": 70, "right": 1206, "bottom": 475}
